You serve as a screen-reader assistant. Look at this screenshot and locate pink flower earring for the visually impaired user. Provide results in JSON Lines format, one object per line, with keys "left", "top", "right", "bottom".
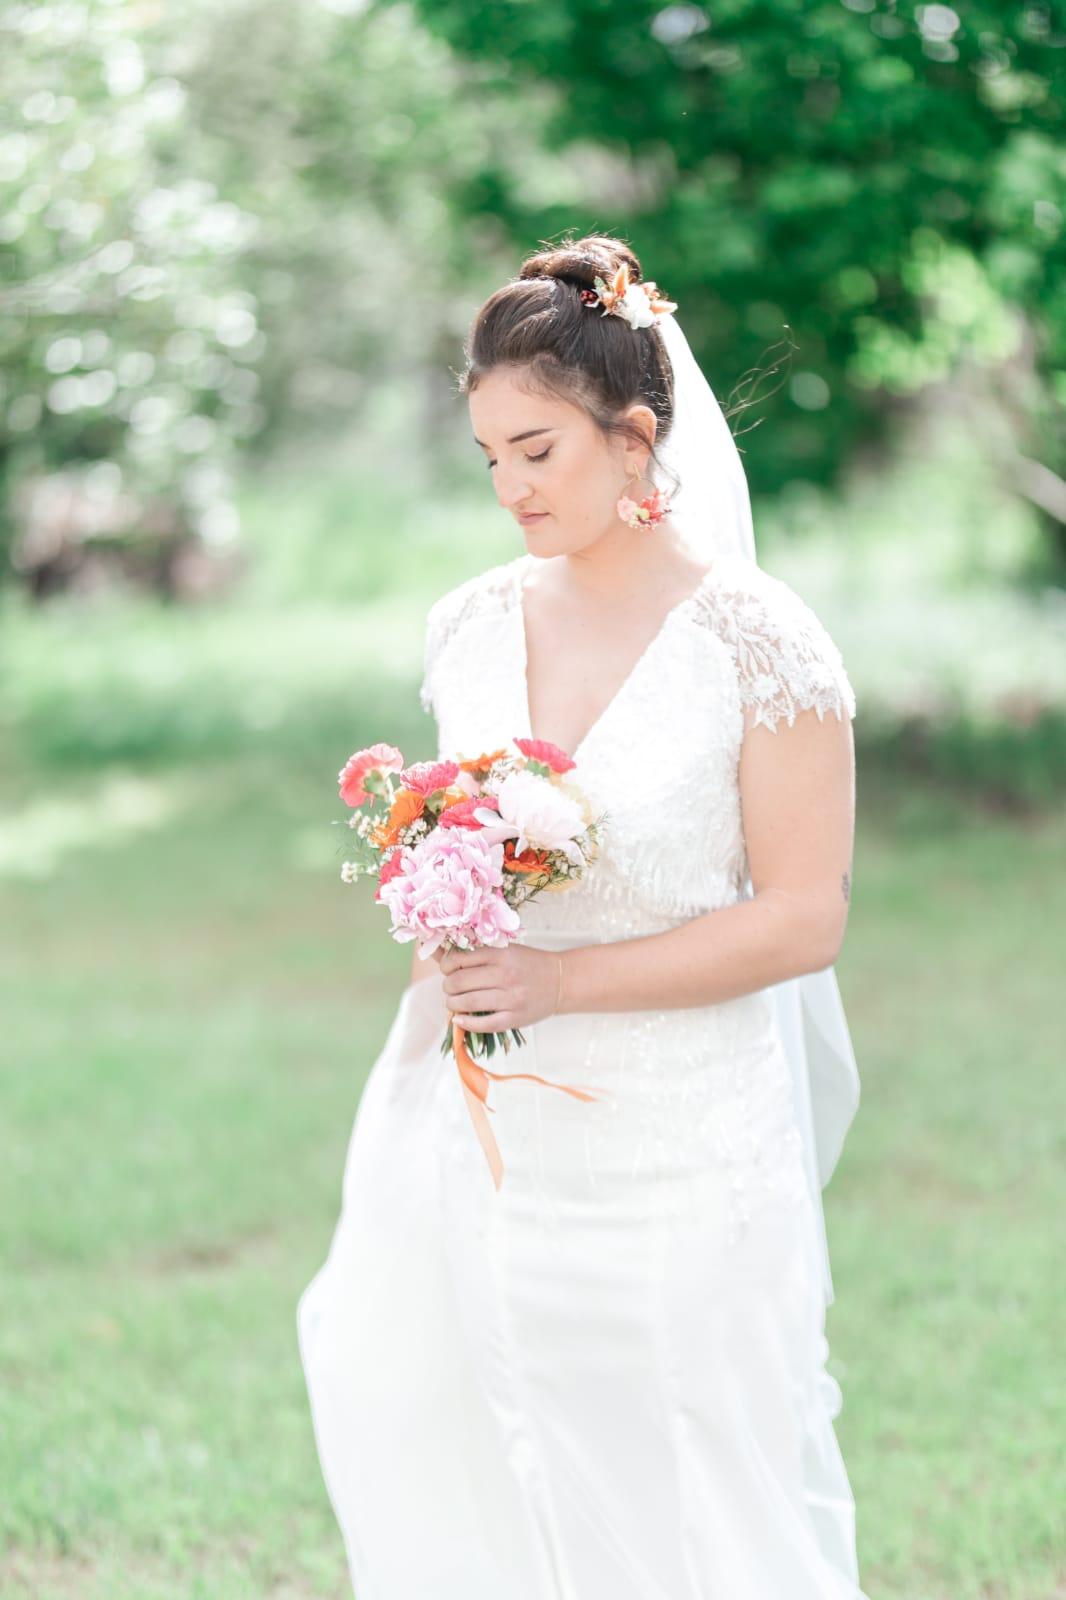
{"left": 616, "top": 471, "right": 671, "bottom": 530}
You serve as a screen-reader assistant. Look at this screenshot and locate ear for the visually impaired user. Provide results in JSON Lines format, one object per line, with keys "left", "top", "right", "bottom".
{"left": 622, "top": 403, "right": 658, "bottom": 472}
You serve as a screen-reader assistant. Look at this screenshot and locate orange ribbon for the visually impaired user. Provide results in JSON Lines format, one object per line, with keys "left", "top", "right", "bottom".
{"left": 451, "top": 1018, "right": 603, "bottom": 1190}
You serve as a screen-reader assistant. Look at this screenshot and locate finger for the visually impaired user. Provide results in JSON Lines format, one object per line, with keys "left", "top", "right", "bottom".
{"left": 450, "top": 1007, "right": 513, "bottom": 1032}
{"left": 454, "top": 949, "right": 496, "bottom": 971}
{"left": 443, "top": 983, "right": 508, "bottom": 1009}
{"left": 444, "top": 987, "right": 510, "bottom": 1019}
{"left": 443, "top": 959, "right": 502, "bottom": 991}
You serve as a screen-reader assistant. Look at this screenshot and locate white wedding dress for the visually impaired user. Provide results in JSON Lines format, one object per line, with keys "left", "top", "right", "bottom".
{"left": 297, "top": 549, "right": 870, "bottom": 1600}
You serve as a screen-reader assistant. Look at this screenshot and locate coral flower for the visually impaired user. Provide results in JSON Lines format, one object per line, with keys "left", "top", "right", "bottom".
{"left": 339, "top": 742, "right": 404, "bottom": 808}
{"left": 514, "top": 737, "right": 576, "bottom": 774}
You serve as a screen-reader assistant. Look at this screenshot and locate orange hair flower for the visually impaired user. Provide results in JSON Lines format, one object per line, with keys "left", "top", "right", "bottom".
{"left": 581, "top": 263, "right": 677, "bottom": 329}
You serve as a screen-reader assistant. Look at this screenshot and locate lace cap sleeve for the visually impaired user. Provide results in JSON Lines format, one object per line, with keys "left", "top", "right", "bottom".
{"left": 418, "top": 576, "right": 476, "bottom": 717}
{"left": 702, "top": 560, "right": 857, "bottom": 735}
{"left": 418, "top": 593, "right": 447, "bottom": 717}
{"left": 417, "top": 564, "right": 509, "bottom": 718}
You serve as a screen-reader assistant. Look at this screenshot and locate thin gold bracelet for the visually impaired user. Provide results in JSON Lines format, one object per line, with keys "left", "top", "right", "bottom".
{"left": 552, "top": 952, "right": 564, "bottom": 1017}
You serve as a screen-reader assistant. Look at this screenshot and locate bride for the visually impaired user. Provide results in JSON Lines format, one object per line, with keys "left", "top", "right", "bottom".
{"left": 298, "top": 233, "right": 870, "bottom": 1599}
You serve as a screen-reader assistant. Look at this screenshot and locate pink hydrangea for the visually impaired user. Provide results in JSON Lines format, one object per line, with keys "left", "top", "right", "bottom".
{"left": 377, "top": 826, "right": 521, "bottom": 958}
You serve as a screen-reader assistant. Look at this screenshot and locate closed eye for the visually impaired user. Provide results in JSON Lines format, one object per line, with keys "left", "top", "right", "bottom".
{"left": 485, "top": 448, "right": 553, "bottom": 470}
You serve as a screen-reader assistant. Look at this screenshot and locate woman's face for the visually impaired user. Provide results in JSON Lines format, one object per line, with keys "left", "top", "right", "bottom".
{"left": 468, "top": 367, "right": 652, "bottom": 556}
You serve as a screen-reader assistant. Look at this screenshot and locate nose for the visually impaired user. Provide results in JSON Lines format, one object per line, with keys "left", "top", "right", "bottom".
{"left": 493, "top": 464, "right": 535, "bottom": 510}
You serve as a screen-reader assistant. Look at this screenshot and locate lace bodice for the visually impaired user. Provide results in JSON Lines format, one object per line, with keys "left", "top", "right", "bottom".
{"left": 418, "top": 551, "right": 855, "bottom": 942}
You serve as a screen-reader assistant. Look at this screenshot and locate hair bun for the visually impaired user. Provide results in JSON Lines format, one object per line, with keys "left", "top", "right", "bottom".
{"left": 519, "top": 234, "right": 643, "bottom": 293}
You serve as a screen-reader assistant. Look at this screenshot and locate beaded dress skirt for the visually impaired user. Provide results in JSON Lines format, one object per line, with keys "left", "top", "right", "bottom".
{"left": 297, "top": 553, "right": 871, "bottom": 1599}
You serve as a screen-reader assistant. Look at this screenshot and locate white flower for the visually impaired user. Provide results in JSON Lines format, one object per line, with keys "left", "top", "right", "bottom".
{"left": 619, "top": 285, "right": 656, "bottom": 329}
{"left": 474, "top": 770, "right": 587, "bottom": 864}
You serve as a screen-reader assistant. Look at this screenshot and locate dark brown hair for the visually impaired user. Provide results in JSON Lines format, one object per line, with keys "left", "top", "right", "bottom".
{"left": 459, "top": 233, "right": 678, "bottom": 493}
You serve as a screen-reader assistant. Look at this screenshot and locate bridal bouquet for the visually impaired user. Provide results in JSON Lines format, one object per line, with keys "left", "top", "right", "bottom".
{"left": 335, "top": 736, "right": 607, "bottom": 1187}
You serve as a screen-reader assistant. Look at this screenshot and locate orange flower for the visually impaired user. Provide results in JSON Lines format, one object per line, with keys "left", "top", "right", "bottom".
{"left": 501, "top": 839, "right": 550, "bottom": 875}
{"left": 596, "top": 262, "right": 631, "bottom": 313}
{"left": 370, "top": 787, "right": 425, "bottom": 848}
{"left": 458, "top": 748, "right": 509, "bottom": 780}
{"left": 437, "top": 786, "right": 473, "bottom": 813}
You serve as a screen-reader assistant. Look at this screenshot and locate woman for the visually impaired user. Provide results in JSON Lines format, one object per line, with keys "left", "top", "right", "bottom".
{"left": 298, "top": 234, "right": 870, "bottom": 1599}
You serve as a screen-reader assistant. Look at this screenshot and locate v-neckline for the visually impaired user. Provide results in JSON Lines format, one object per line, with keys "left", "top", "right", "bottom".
{"left": 511, "top": 552, "right": 717, "bottom": 765}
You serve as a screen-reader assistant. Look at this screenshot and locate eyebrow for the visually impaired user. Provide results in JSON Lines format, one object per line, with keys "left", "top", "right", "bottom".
{"left": 473, "top": 427, "right": 556, "bottom": 449}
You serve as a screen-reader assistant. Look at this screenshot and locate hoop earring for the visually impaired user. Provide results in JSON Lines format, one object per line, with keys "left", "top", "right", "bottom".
{"left": 616, "top": 471, "right": 671, "bottom": 530}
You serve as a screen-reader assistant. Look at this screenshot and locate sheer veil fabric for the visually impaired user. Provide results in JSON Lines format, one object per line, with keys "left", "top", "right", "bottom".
{"left": 655, "top": 310, "right": 861, "bottom": 1309}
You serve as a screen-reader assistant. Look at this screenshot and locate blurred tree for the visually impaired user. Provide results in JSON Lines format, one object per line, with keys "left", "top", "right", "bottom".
{"left": 401, "top": 0, "right": 1065, "bottom": 560}
{"left": 0, "top": 0, "right": 540, "bottom": 595}
{"left": 174, "top": 0, "right": 537, "bottom": 458}
{"left": 3, "top": 0, "right": 1062, "bottom": 595}
{"left": 0, "top": 0, "right": 266, "bottom": 596}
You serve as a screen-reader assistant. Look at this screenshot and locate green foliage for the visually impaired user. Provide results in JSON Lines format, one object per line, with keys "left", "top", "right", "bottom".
{"left": 3, "top": 0, "right": 1062, "bottom": 592}
{"left": 404, "top": 0, "right": 1064, "bottom": 507}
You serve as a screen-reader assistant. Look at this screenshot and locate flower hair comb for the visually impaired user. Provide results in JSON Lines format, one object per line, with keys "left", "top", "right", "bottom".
{"left": 579, "top": 262, "right": 677, "bottom": 330}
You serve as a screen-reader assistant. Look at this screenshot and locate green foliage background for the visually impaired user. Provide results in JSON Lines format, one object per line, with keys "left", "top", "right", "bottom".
{"left": 410, "top": 0, "right": 1063, "bottom": 500}
{"left": 2, "top": 0, "right": 1063, "bottom": 579}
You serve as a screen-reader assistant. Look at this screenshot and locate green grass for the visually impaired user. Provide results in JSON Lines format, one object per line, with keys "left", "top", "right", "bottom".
{"left": 1, "top": 746, "right": 1063, "bottom": 1596}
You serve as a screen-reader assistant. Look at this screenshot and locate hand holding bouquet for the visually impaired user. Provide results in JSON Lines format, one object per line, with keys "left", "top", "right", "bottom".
{"left": 336, "top": 736, "right": 607, "bottom": 1188}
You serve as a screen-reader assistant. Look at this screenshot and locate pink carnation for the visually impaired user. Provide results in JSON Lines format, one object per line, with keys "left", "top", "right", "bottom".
{"left": 514, "top": 736, "right": 576, "bottom": 773}
{"left": 377, "top": 827, "right": 521, "bottom": 958}
{"left": 373, "top": 847, "right": 407, "bottom": 903}
{"left": 400, "top": 759, "right": 461, "bottom": 796}
{"left": 339, "top": 742, "right": 404, "bottom": 808}
{"left": 438, "top": 794, "right": 495, "bottom": 831}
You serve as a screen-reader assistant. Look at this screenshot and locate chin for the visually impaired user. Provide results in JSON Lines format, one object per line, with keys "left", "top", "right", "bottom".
{"left": 521, "top": 524, "right": 557, "bottom": 553}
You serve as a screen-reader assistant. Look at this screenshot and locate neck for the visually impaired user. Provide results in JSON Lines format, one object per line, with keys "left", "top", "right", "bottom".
{"left": 540, "top": 519, "right": 692, "bottom": 602}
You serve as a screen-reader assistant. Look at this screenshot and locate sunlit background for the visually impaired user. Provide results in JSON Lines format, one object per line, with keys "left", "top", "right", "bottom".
{"left": 2, "top": 2, "right": 1063, "bottom": 1596}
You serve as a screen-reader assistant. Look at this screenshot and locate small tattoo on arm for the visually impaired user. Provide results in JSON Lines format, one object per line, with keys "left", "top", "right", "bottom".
{"left": 841, "top": 870, "right": 851, "bottom": 903}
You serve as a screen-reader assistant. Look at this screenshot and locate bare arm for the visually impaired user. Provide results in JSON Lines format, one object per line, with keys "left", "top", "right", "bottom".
{"left": 558, "top": 705, "right": 856, "bottom": 1014}
{"left": 409, "top": 942, "right": 441, "bottom": 986}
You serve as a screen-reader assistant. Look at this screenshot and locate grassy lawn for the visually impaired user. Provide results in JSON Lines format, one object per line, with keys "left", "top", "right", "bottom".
{"left": 1, "top": 736, "right": 1063, "bottom": 1597}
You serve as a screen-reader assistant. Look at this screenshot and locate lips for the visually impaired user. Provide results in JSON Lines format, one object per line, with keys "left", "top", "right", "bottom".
{"left": 518, "top": 513, "right": 547, "bottom": 524}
